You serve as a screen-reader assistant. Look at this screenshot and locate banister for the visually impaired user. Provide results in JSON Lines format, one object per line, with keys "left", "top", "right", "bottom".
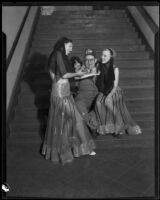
{"left": 6, "top": 6, "right": 31, "bottom": 70}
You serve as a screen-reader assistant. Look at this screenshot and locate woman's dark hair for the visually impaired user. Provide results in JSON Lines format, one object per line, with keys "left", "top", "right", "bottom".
{"left": 70, "top": 56, "right": 82, "bottom": 67}
{"left": 52, "top": 37, "right": 72, "bottom": 55}
{"left": 47, "top": 37, "right": 72, "bottom": 70}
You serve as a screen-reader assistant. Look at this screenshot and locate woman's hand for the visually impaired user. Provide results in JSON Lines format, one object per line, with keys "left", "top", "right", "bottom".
{"left": 97, "top": 70, "right": 101, "bottom": 75}
{"left": 76, "top": 70, "right": 87, "bottom": 77}
{"left": 105, "top": 94, "right": 112, "bottom": 106}
{"left": 49, "top": 71, "right": 55, "bottom": 80}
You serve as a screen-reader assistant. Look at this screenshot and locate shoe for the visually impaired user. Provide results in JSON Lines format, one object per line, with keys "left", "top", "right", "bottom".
{"left": 89, "top": 151, "right": 96, "bottom": 156}
{"left": 112, "top": 133, "right": 121, "bottom": 138}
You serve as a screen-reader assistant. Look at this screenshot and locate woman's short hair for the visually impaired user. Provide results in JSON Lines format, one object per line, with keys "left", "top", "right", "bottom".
{"left": 70, "top": 56, "right": 82, "bottom": 66}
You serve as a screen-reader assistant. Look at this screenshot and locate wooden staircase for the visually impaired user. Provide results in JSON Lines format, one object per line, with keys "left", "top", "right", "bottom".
{"left": 9, "top": 8, "right": 154, "bottom": 147}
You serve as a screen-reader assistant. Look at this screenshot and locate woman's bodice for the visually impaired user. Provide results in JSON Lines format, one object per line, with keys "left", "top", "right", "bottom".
{"left": 96, "top": 62, "right": 115, "bottom": 95}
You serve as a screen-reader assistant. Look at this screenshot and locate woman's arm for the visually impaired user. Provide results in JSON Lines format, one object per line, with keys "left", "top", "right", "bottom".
{"left": 62, "top": 71, "right": 86, "bottom": 79}
{"left": 108, "top": 67, "right": 119, "bottom": 97}
{"left": 49, "top": 70, "right": 55, "bottom": 80}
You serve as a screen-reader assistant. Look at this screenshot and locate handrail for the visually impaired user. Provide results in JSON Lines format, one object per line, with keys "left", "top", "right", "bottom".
{"left": 6, "top": 6, "right": 40, "bottom": 137}
{"left": 126, "top": 6, "right": 159, "bottom": 58}
{"left": 6, "top": 6, "right": 31, "bottom": 70}
{"left": 136, "top": 6, "right": 159, "bottom": 34}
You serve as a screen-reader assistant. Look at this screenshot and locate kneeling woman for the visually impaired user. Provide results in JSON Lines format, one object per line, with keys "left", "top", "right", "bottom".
{"left": 95, "top": 48, "right": 142, "bottom": 136}
{"left": 41, "top": 37, "right": 96, "bottom": 165}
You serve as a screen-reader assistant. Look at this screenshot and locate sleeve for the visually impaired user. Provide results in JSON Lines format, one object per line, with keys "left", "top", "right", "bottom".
{"left": 56, "top": 51, "right": 67, "bottom": 77}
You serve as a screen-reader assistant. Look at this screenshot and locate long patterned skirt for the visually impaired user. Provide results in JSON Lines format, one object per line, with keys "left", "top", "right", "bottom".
{"left": 41, "top": 78, "right": 96, "bottom": 164}
{"left": 95, "top": 87, "right": 142, "bottom": 135}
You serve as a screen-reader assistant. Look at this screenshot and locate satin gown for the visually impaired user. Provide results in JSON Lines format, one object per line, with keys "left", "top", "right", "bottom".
{"left": 41, "top": 51, "right": 96, "bottom": 164}
{"left": 95, "top": 62, "right": 142, "bottom": 135}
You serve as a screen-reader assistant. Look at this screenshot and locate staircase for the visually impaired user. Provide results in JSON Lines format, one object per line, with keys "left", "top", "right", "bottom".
{"left": 9, "top": 8, "right": 154, "bottom": 147}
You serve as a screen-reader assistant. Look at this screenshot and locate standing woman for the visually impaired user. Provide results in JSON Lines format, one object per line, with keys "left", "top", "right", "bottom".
{"left": 41, "top": 37, "right": 96, "bottom": 165}
{"left": 95, "top": 48, "right": 142, "bottom": 136}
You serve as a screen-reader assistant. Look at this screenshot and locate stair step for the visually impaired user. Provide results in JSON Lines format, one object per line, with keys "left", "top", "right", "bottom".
{"left": 10, "top": 119, "right": 154, "bottom": 132}
{"left": 125, "top": 99, "right": 154, "bottom": 113}
{"left": 17, "top": 97, "right": 154, "bottom": 109}
{"left": 29, "top": 50, "right": 149, "bottom": 60}
{"left": 30, "top": 46, "right": 146, "bottom": 56}
{"left": 39, "top": 15, "right": 128, "bottom": 22}
{"left": 119, "top": 78, "right": 154, "bottom": 87}
{"left": 19, "top": 85, "right": 154, "bottom": 99}
{"left": 69, "top": 52, "right": 150, "bottom": 60}
{"left": 14, "top": 99, "right": 154, "bottom": 117}
{"left": 129, "top": 112, "right": 154, "bottom": 121}
{"left": 16, "top": 98, "right": 154, "bottom": 113}
{"left": 38, "top": 16, "right": 130, "bottom": 22}
{"left": 45, "top": 6, "right": 93, "bottom": 11}
{"left": 14, "top": 111, "right": 154, "bottom": 123}
{"left": 29, "top": 47, "right": 147, "bottom": 57}
{"left": 136, "top": 120, "right": 154, "bottom": 130}
{"left": 21, "top": 78, "right": 154, "bottom": 88}
{"left": 33, "top": 34, "right": 139, "bottom": 44}
{"left": 39, "top": 10, "right": 127, "bottom": 16}
{"left": 123, "top": 87, "right": 154, "bottom": 99}
{"left": 15, "top": 108, "right": 48, "bottom": 118}
{"left": 8, "top": 131, "right": 154, "bottom": 148}
{"left": 11, "top": 118, "right": 154, "bottom": 129}
{"left": 35, "top": 26, "right": 135, "bottom": 34}
{"left": 11, "top": 125, "right": 155, "bottom": 136}
{"left": 35, "top": 29, "right": 136, "bottom": 35}
{"left": 37, "top": 22, "right": 133, "bottom": 29}
{"left": 37, "top": 18, "right": 130, "bottom": 25}
{"left": 34, "top": 33, "right": 139, "bottom": 40}
{"left": 28, "top": 52, "right": 151, "bottom": 61}
{"left": 95, "top": 134, "right": 154, "bottom": 149}
{"left": 96, "top": 132, "right": 154, "bottom": 141}
{"left": 23, "top": 71, "right": 154, "bottom": 81}
{"left": 34, "top": 31, "right": 138, "bottom": 39}
{"left": 25, "top": 60, "right": 154, "bottom": 68}
{"left": 49, "top": 9, "right": 126, "bottom": 14}
{"left": 23, "top": 69, "right": 154, "bottom": 80}
{"left": 37, "top": 26, "right": 134, "bottom": 33}
{"left": 33, "top": 37, "right": 141, "bottom": 46}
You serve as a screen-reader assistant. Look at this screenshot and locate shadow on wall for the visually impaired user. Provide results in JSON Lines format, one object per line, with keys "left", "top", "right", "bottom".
{"left": 23, "top": 53, "right": 51, "bottom": 140}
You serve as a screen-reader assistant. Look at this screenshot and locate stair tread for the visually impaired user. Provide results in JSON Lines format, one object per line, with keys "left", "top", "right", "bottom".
{"left": 20, "top": 84, "right": 154, "bottom": 90}
{"left": 25, "top": 60, "right": 154, "bottom": 65}
{"left": 12, "top": 119, "right": 155, "bottom": 125}
{"left": 24, "top": 68, "right": 154, "bottom": 74}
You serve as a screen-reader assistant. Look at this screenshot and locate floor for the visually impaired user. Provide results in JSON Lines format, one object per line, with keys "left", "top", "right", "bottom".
{"left": 6, "top": 133, "right": 155, "bottom": 198}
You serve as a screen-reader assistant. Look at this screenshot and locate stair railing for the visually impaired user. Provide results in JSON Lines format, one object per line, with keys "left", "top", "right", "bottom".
{"left": 126, "top": 6, "right": 159, "bottom": 58}
{"left": 6, "top": 6, "right": 40, "bottom": 138}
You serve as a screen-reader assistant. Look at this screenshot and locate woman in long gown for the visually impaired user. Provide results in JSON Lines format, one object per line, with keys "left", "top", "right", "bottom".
{"left": 95, "top": 48, "right": 142, "bottom": 136}
{"left": 41, "top": 37, "right": 96, "bottom": 165}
